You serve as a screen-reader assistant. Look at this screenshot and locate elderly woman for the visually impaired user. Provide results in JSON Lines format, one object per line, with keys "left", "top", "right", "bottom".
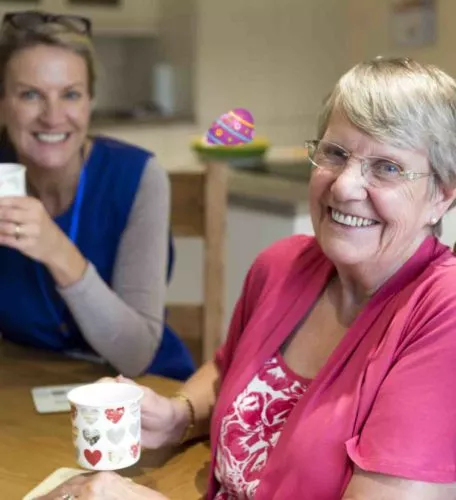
{"left": 42, "top": 57, "right": 456, "bottom": 499}
{"left": 0, "top": 11, "right": 194, "bottom": 380}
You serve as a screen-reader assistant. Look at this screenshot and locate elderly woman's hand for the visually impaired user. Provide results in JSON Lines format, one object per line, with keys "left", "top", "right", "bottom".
{"left": 36, "top": 471, "right": 169, "bottom": 499}
{"left": 96, "top": 375, "right": 190, "bottom": 448}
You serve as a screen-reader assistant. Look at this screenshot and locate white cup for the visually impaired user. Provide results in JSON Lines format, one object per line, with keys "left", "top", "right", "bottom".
{"left": 0, "top": 163, "right": 25, "bottom": 196}
{"left": 67, "top": 383, "right": 143, "bottom": 471}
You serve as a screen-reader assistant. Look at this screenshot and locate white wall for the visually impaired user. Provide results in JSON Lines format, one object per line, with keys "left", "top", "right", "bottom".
{"left": 346, "top": 0, "right": 456, "bottom": 74}
{"left": 195, "top": 0, "right": 348, "bottom": 145}
{"left": 101, "top": 1, "right": 349, "bottom": 165}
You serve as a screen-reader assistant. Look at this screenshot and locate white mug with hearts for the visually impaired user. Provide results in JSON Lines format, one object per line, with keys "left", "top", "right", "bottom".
{"left": 67, "top": 383, "right": 143, "bottom": 471}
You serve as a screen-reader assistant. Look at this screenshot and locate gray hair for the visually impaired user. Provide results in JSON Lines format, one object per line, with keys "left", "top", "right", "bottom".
{"left": 317, "top": 57, "right": 456, "bottom": 236}
{"left": 0, "top": 17, "right": 97, "bottom": 97}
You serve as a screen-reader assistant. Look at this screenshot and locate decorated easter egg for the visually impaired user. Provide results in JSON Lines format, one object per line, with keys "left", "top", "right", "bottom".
{"left": 206, "top": 108, "right": 255, "bottom": 145}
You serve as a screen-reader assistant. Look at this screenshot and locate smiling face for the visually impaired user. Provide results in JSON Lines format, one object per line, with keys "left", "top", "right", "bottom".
{"left": 309, "top": 111, "right": 452, "bottom": 277}
{"left": 0, "top": 44, "right": 91, "bottom": 171}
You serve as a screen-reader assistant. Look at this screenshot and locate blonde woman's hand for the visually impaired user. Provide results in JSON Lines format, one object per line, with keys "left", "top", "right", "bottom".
{"left": 36, "top": 471, "right": 169, "bottom": 499}
{"left": 0, "top": 196, "right": 87, "bottom": 286}
{"left": 0, "top": 196, "right": 66, "bottom": 263}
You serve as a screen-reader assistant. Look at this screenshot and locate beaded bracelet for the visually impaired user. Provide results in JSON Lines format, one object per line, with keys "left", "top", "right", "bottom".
{"left": 174, "top": 393, "right": 196, "bottom": 444}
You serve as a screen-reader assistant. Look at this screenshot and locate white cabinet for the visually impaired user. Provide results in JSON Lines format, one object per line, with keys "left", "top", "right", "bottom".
{"left": 0, "top": 1, "right": 160, "bottom": 36}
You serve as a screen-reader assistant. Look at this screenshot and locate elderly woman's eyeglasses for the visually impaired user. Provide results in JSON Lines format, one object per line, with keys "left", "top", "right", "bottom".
{"left": 2, "top": 11, "right": 92, "bottom": 36}
{"left": 305, "top": 140, "right": 433, "bottom": 188}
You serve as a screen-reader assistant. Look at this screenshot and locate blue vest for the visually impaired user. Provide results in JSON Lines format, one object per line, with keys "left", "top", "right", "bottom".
{"left": 0, "top": 137, "right": 195, "bottom": 380}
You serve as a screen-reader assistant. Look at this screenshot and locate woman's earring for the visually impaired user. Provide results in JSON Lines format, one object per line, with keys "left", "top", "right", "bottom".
{"left": 430, "top": 216, "right": 438, "bottom": 225}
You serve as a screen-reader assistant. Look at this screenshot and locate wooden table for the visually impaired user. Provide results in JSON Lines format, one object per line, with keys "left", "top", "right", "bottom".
{"left": 0, "top": 342, "right": 210, "bottom": 499}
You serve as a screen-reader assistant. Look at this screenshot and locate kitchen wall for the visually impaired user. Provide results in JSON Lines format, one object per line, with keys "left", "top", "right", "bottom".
{"left": 346, "top": 0, "right": 456, "bottom": 74}
{"left": 196, "top": 0, "right": 348, "bottom": 146}
{"left": 101, "top": 1, "right": 456, "bottom": 158}
{"left": 103, "top": 0, "right": 349, "bottom": 169}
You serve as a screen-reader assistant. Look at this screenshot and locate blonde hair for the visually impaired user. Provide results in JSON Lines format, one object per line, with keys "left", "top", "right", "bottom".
{"left": 0, "top": 18, "right": 97, "bottom": 97}
{"left": 318, "top": 56, "right": 456, "bottom": 236}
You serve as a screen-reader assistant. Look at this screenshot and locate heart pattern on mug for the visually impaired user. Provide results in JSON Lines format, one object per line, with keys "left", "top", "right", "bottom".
{"left": 108, "top": 448, "right": 126, "bottom": 465}
{"left": 80, "top": 408, "right": 99, "bottom": 425}
{"left": 107, "top": 427, "right": 126, "bottom": 445}
{"left": 130, "top": 402, "right": 140, "bottom": 418}
{"left": 84, "top": 449, "right": 102, "bottom": 467}
{"left": 130, "top": 442, "right": 140, "bottom": 459}
{"left": 129, "top": 421, "right": 139, "bottom": 438}
{"left": 105, "top": 407, "right": 125, "bottom": 424}
{"left": 72, "top": 425, "right": 79, "bottom": 444}
{"left": 83, "top": 428, "right": 101, "bottom": 446}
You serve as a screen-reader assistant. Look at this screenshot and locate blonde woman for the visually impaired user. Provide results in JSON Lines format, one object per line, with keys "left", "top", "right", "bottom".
{"left": 0, "top": 11, "right": 194, "bottom": 380}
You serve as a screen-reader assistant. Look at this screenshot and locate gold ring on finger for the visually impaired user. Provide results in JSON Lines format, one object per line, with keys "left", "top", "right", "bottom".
{"left": 14, "top": 223, "right": 22, "bottom": 241}
{"left": 60, "top": 494, "right": 76, "bottom": 500}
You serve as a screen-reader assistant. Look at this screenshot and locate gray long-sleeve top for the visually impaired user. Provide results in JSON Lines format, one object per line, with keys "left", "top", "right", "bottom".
{"left": 57, "top": 157, "right": 170, "bottom": 377}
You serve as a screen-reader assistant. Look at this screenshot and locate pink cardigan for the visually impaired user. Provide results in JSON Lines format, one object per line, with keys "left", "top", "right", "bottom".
{"left": 209, "top": 235, "right": 456, "bottom": 499}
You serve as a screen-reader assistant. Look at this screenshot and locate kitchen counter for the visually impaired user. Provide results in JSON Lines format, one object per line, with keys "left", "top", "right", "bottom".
{"left": 161, "top": 162, "right": 310, "bottom": 214}
{"left": 162, "top": 160, "right": 311, "bottom": 214}
{"left": 89, "top": 117, "right": 311, "bottom": 214}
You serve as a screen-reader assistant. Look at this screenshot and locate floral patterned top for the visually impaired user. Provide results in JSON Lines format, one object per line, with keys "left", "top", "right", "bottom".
{"left": 214, "top": 354, "right": 311, "bottom": 499}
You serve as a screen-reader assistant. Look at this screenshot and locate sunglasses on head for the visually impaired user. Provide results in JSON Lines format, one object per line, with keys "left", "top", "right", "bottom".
{"left": 2, "top": 10, "right": 92, "bottom": 36}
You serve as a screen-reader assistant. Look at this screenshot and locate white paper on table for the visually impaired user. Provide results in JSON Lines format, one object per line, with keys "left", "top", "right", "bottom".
{"left": 23, "top": 467, "right": 87, "bottom": 499}
{"left": 31, "top": 384, "right": 83, "bottom": 413}
{"left": 23, "top": 467, "right": 132, "bottom": 499}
